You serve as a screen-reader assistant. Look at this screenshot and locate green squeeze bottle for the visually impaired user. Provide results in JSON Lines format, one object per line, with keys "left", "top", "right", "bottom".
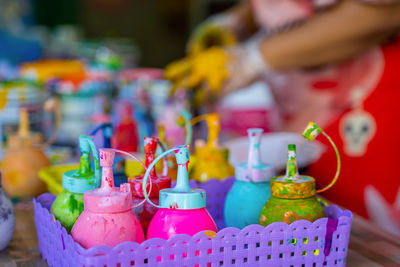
{"left": 51, "top": 135, "right": 100, "bottom": 232}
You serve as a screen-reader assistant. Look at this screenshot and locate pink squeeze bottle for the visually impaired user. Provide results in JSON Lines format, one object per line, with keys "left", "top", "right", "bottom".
{"left": 143, "top": 145, "right": 217, "bottom": 240}
{"left": 71, "top": 148, "right": 145, "bottom": 248}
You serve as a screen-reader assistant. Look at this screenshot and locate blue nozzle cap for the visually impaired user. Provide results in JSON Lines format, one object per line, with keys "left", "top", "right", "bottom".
{"left": 79, "top": 135, "right": 91, "bottom": 153}
{"left": 62, "top": 135, "right": 100, "bottom": 194}
{"left": 159, "top": 146, "right": 206, "bottom": 209}
{"left": 141, "top": 145, "right": 206, "bottom": 210}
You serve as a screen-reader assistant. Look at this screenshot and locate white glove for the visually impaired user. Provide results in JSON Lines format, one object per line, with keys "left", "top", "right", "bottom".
{"left": 222, "top": 32, "right": 270, "bottom": 95}
{"left": 165, "top": 32, "right": 270, "bottom": 96}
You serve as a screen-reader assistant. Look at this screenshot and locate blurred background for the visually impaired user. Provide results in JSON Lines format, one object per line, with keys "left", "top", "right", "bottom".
{"left": 2, "top": 0, "right": 239, "bottom": 67}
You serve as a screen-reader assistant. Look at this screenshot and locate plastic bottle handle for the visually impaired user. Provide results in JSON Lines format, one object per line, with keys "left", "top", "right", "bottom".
{"left": 302, "top": 122, "right": 341, "bottom": 194}
{"left": 156, "top": 139, "right": 169, "bottom": 177}
{"left": 180, "top": 110, "right": 193, "bottom": 146}
{"left": 190, "top": 113, "right": 219, "bottom": 148}
{"left": 90, "top": 123, "right": 113, "bottom": 148}
{"left": 108, "top": 149, "right": 150, "bottom": 208}
{"left": 42, "top": 97, "right": 61, "bottom": 147}
{"left": 142, "top": 146, "right": 184, "bottom": 208}
{"left": 82, "top": 136, "right": 101, "bottom": 187}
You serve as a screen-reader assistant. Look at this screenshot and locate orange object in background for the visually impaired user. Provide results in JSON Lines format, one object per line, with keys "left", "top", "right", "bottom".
{"left": 1, "top": 109, "right": 49, "bottom": 197}
{"left": 20, "top": 60, "right": 85, "bottom": 83}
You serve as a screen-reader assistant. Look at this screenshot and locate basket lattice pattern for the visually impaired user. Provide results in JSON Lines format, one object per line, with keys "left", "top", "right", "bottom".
{"left": 33, "top": 178, "right": 352, "bottom": 267}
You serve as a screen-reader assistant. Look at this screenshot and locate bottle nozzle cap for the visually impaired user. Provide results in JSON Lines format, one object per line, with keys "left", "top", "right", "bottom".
{"left": 84, "top": 148, "right": 132, "bottom": 213}
{"left": 174, "top": 145, "right": 190, "bottom": 165}
{"left": 18, "top": 108, "right": 30, "bottom": 136}
{"left": 285, "top": 144, "right": 299, "bottom": 179}
{"left": 159, "top": 145, "right": 206, "bottom": 209}
{"left": 100, "top": 148, "right": 115, "bottom": 168}
{"left": 144, "top": 137, "right": 158, "bottom": 154}
{"left": 79, "top": 135, "right": 91, "bottom": 153}
{"left": 235, "top": 128, "right": 275, "bottom": 182}
{"left": 302, "top": 122, "right": 322, "bottom": 141}
{"left": 271, "top": 144, "right": 316, "bottom": 199}
{"left": 62, "top": 135, "right": 99, "bottom": 194}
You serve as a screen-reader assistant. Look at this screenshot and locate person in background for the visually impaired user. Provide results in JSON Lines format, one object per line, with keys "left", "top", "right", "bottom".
{"left": 165, "top": 0, "right": 400, "bottom": 236}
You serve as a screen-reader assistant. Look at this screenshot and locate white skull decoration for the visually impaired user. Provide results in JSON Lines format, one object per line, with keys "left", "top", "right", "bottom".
{"left": 339, "top": 110, "right": 376, "bottom": 157}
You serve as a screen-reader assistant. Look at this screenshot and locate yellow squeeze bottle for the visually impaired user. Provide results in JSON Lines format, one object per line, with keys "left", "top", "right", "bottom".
{"left": 190, "top": 113, "right": 234, "bottom": 182}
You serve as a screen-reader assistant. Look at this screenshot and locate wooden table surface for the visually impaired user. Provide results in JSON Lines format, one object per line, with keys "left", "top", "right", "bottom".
{"left": 1, "top": 203, "right": 400, "bottom": 267}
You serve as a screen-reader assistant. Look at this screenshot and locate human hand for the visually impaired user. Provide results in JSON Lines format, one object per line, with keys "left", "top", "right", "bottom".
{"left": 166, "top": 38, "right": 268, "bottom": 97}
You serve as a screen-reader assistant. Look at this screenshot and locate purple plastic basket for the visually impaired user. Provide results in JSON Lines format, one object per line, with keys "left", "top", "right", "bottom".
{"left": 33, "top": 178, "right": 353, "bottom": 267}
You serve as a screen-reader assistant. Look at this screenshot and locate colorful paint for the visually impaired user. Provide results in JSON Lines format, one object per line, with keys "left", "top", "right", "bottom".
{"left": 50, "top": 191, "right": 84, "bottom": 232}
{"left": 259, "top": 195, "right": 326, "bottom": 225}
{"left": 51, "top": 135, "right": 100, "bottom": 232}
{"left": 142, "top": 146, "right": 217, "bottom": 240}
{"left": 302, "top": 121, "right": 323, "bottom": 141}
{"left": 71, "top": 148, "right": 145, "bottom": 248}
{"left": 259, "top": 144, "right": 325, "bottom": 226}
{"left": 190, "top": 113, "right": 234, "bottom": 182}
{"left": 224, "top": 128, "right": 275, "bottom": 228}
{"left": 259, "top": 121, "right": 341, "bottom": 226}
{"left": 130, "top": 137, "right": 171, "bottom": 233}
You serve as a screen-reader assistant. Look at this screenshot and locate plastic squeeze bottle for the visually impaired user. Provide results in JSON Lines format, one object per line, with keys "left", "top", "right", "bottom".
{"left": 259, "top": 122, "right": 341, "bottom": 225}
{"left": 71, "top": 148, "right": 145, "bottom": 248}
{"left": 224, "top": 128, "right": 275, "bottom": 228}
{"left": 51, "top": 135, "right": 100, "bottom": 232}
{"left": 143, "top": 145, "right": 218, "bottom": 240}
{"left": 190, "top": 113, "right": 234, "bottom": 182}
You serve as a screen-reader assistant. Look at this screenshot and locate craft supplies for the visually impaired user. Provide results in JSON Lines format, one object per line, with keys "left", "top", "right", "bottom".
{"left": 259, "top": 122, "right": 341, "bottom": 225}
{"left": 143, "top": 145, "right": 217, "bottom": 240}
{"left": 224, "top": 128, "right": 274, "bottom": 228}
{"left": 71, "top": 148, "right": 145, "bottom": 248}
{"left": 50, "top": 135, "right": 100, "bottom": 232}
{"left": 190, "top": 113, "right": 234, "bottom": 182}
{"left": 130, "top": 137, "right": 171, "bottom": 233}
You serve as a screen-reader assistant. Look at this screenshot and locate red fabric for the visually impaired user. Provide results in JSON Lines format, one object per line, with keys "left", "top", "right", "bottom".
{"left": 308, "top": 39, "right": 400, "bottom": 218}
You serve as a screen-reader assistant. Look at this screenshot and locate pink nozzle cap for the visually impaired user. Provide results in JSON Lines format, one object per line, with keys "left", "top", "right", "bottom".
{"left": 83, "top": 148, "right": 132, "bottom": 213}
{"left": 100, "top": 148, "right": 114, "bottom": 167}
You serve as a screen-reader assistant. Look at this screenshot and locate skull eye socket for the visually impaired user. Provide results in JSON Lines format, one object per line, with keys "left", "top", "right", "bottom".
{"left": 361, "top": 123, "right": 369, "bottom": 133}
{"left": 345, "top": 123, "right": 353, "bottom": 133}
